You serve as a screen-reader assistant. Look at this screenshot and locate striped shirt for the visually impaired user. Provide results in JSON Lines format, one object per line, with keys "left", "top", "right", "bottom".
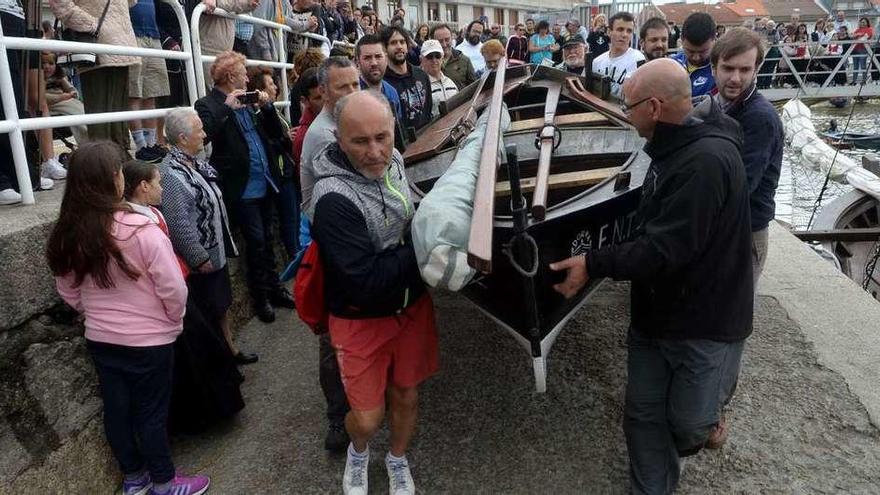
{"left": 428, "top": 73, "right": 458, "bottom": 117}
{"left": 0, "top": 0, "right": 24, "bottom": 18}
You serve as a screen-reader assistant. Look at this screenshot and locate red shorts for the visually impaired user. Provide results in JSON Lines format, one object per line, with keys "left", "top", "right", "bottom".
{"left": 329, "top": 293, "right": 439, "bottom": 411}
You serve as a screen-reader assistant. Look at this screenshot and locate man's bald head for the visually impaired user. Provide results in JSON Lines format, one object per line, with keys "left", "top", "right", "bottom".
{"left": 623, "top": 59, "right": 694, "bottom": 140}
{"left": 334, "top": 91, "right": 396, "bottom": 180}
{"left": 334, "top": 90, "right": 394, "bottom": 128}
{"left": 627, "top": 58, "right": 691, "bottom": 103}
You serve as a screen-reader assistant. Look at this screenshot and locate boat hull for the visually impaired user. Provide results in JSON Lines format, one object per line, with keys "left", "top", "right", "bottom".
{"left": 404, "top": 64, "right": 647, "bottom": 390}
{"left": 814, "top": 190, "right": 880, "bottom": 299}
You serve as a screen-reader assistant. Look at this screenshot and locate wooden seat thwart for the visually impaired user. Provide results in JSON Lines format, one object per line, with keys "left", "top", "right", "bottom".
{"left": 508, "top": 112, "right": 610, "bottom": 132}
{"left": 494, "top": 166, "right": 620, "bottom": 197}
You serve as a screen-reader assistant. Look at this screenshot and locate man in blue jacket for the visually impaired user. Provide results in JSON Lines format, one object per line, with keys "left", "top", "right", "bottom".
{"left": 670, "top": 12, "right": 717, "bottom": 96}
{"left": 711, "top": 27, "right": 783, "bottom": 286}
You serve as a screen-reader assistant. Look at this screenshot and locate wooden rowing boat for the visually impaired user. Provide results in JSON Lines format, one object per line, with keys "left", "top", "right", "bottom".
{"left": 405, "top": 63, "right": 650, "bottom": 391}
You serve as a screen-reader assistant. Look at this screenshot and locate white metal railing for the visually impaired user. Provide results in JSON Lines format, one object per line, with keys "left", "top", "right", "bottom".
{"left": 189, "top": 5, "right": 352, "bottom": 119}
{"left": 757, "top": 39, "right": 880, "bottom": 100}
{"left": 0, "top": 0, "right": 358, "bottom": 206}
{"left": 0, "top": 0, "right": 198, "bottom": 205}
{"left": 191, "top": 3, "right": 294, "bottom": 111}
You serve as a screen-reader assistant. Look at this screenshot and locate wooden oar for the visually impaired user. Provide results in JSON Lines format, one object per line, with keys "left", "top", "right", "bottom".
{"left": 531, "top": 81, "right": 563, "bottom": 221}
{"left": 450, "top": 70, "right": 492, "bottom": 142}
{"left": 467, "top": 57, "right": 508, "bottom": 274}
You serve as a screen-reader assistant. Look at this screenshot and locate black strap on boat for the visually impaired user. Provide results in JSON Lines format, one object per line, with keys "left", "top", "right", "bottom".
{"left": 863, "top": 239, "right": 880, "bottom": 292}
{"left": 534, "top": 124, "right": 561, "bottom": 152}
{"left": 503, "top": 235, "right": 539, "bottom": 278}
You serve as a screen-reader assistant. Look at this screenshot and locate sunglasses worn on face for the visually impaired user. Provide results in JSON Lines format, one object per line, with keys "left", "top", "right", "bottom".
{"left": 425, "top": 52, "right": 442, "bottom": 60}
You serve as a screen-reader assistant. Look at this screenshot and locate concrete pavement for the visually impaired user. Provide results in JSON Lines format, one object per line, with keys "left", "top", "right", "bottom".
{"left": 172, "top": 277, "right": 880, "bottom": 493}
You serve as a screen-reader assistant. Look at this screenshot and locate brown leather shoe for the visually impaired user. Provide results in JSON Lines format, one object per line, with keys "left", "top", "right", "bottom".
{"left": 706, "top": 415, "right": 728, "bottom": 449}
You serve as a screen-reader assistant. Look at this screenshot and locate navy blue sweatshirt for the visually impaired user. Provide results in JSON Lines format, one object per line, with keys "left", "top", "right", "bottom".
{"left": 722, "top": 85, "right": 784, "bottom": 232}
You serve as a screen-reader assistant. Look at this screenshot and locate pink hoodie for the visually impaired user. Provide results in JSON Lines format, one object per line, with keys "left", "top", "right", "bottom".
{"left": 55, "top": 210, "right": 188, "bottom": 347}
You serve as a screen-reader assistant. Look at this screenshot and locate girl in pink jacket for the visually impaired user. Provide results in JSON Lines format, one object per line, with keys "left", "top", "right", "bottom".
{"left": 47, "top": 142, "right": 209, "bottom": 495}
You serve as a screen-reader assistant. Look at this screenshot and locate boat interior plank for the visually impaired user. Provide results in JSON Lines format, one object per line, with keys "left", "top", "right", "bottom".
{"left": 509, "top": 112, "right": 610, "bottom": 132}
{"left": 494, "top": 167, "right": 620, "bottom": 196}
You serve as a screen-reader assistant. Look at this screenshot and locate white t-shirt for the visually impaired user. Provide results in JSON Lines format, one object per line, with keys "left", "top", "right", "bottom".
{"left": 591, "top": 47, "right": 645, "bottom": 99}
{"left": 456, "top": 40, "right": 486, "bottom": 74}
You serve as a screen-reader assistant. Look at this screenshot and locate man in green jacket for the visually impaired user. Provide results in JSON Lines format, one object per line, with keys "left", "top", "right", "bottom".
{"left": 429, "top": 23, "right": 477, "bottom": 89}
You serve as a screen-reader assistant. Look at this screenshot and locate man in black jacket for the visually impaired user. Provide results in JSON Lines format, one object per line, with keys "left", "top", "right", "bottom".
{"left": 711, "top": 28, "right": 782, "bottom": 285}
{"left": 309, "top": 91, "right": 437, "bottom": 495}
{"left": 195, "top": 50, "right": 296, "bottom": 323}
{"left": 383, "top": 26, "right": 433, "bottom": 133}
{"left": 551, "top": 59, "right": 753, "bottom": 494}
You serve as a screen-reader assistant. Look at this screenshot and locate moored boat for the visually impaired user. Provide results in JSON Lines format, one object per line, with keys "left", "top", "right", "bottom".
{"left": 811, "top": 189, "right": 880, "bottom": 300}
{"left": 405, "top": 63, "right": 649, "bottom": 391}
{"left": 821, "top": 120, "right": 880, "bottom": 150}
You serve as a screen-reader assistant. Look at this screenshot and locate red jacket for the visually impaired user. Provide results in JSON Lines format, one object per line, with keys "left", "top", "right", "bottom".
{"left": 292, "top": 106, "right": 318, "bottom": 172}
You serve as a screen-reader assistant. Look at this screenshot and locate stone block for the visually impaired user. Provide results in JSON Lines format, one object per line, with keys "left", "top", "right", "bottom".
{"left": 0, "top": 418, "right": 32, "bottom": 482}
{"left": 0, "top": 186, "right": 65, "bottom": 331}
{"left": 22, "top": 338, "right": 102, "bottom": 442}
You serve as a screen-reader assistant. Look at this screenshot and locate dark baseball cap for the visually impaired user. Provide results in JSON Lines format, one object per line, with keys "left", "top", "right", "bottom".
{"left": 563, "top": 35, "right": 586, "bottom": 48}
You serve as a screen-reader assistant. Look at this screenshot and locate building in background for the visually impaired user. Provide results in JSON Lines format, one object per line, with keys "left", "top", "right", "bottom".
{"left": 365, "top": 0, "right": 573, "bottom": 32}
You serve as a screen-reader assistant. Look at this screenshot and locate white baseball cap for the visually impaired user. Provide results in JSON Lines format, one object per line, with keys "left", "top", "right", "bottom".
{"left": 421, "top": 39, "right": 443, "bottom": 57}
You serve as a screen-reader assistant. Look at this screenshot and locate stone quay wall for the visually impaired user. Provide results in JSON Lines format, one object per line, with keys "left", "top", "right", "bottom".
{"left": 0, "top": 187, "right": 255, "bottom": 494}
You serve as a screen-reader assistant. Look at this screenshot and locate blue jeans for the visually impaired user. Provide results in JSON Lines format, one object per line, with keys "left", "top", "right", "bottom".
{"left": 853, "top": 54, "right": 868, "bottom": 83}
{"left": 87, "top": 340, "right": 175, "bottom": 483}
{"left": 624, "top": 327, "right": 744, "bottom": 495}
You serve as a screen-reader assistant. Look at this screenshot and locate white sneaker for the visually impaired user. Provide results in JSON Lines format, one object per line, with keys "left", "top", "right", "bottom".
{"left": 385, "top": 453, "right": 415, "bottom": 495}
{"left": 39, "top": 177, "right": 54, "bottom": 190}
{"left": 343, "top": 445, "right": 369, "bottom": 495}
{"left": 42, "top": 158, "right": 67, "bottom": 180}
{"left": 0, "top": 188, "right": 22, "bottom": 205}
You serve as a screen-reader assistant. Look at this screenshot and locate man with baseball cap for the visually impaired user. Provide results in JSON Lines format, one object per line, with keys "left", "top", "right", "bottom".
{"left": 421, "top": 39, "right": 458, "bottom": 116}
{"left": 556, "top": 35, "right": 588, "bottom": 75}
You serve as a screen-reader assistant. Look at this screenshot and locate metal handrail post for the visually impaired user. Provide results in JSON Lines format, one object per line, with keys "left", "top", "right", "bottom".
{"left": 161, "top": 0, "right": 199, "bottom": 105}
{"left": 190, "top": 2, "right": 208, "bottom": 96}
{"left": 274, "top": 25, "right": 290, "bottom": 121}
{"left": 0, "top": 20, "right": 34, "bottom": 204}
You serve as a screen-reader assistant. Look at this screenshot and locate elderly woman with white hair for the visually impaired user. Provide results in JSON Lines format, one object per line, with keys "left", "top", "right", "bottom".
{"left": 160, "top": 107, "right": 257, "bottom": 365}
{"left": 158, "top": 107, "right": 250, "bottom": 431}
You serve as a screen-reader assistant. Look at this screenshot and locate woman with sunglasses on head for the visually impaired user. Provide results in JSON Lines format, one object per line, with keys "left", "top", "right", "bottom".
{"left": 420, "top": 39, "right": 458, "bottom": 117}
{"left": 47, "top": 141, "right": 209, "bottom": 495}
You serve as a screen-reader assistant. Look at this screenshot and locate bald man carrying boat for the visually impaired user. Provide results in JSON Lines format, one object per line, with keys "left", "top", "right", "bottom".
{"left": 550, "top": 59, "right": 754, "bottom": 494}
{"left": 308, "top": 90, "right": 437, "bottom": 495}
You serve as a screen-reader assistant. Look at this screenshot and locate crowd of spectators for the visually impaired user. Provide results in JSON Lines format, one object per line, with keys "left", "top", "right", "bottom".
{"left": 2, "top": 3, "right": 880, "bottom": 205}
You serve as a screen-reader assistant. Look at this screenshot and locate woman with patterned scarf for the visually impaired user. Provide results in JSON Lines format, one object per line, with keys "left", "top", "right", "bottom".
{"left": 158, "top": 108, "right": 252, "bottom": 430}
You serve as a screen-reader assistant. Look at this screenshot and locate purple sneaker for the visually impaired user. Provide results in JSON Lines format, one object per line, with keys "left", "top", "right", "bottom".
{"left": 122, "top": 472, "right": 151, "bottom": 495}
{"left": 148, "top": 474, "right": 210, "bottom": 495}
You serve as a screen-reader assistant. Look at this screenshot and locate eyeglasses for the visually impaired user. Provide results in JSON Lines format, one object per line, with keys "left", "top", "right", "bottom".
{"left": 425, "top": 52, "right": 442, "bottom": 60}
{"left": 620, "top": 96, "right": 655, "bottom": 115}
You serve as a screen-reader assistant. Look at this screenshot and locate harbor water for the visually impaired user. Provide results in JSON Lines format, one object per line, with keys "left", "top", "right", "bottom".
{"left": 779, "top": 100, "right": 880, "bottom": 229}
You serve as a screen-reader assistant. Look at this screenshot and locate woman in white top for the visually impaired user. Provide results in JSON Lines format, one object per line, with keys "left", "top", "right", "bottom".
{"left": 421, "top": 39, "right": 458, "bottom": 117}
